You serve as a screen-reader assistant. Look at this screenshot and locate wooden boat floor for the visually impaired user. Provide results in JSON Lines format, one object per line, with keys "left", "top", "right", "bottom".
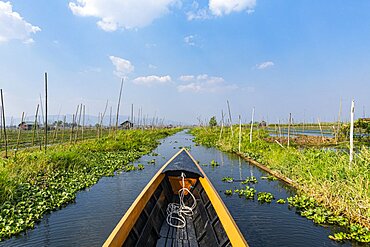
{"left": 157, "top": 216, "right": 199, "bottom": 247}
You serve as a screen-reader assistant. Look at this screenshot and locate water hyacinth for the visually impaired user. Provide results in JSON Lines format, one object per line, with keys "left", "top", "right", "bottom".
{"left": 0, "top": 128, "right": 180, "bottom": 240}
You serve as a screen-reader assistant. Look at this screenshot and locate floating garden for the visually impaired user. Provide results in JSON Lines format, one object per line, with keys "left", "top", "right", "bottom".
{"left": 192, "top": 127, "right": 370, "bottom": 243}
{"left": 0, "top": 128, "right": 180, "bottom": 240}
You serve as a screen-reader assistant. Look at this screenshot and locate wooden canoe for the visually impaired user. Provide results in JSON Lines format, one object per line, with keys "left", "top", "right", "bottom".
{"left": 103, "top": 148, "right": 248, "bottom": 247}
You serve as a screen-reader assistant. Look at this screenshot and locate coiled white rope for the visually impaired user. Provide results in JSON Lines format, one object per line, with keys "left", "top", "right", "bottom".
{"left": 166, "top": 172, "right": 197, "bottom": 228}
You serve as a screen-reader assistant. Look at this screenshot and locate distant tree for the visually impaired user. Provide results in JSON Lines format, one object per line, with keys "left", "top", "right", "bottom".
{"left": 209, "top": 116, "right": 217, "bottom": 127}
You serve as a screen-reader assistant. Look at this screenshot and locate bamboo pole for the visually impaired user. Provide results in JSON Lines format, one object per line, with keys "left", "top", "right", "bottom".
{"left": 349, "top": 99, "right": 355, "bottom": 165}
{"left": 317, "top": 117, "right": 324, "bottom": 143}
{"left": 82, "top": 105, "right": 85, "bottom": 140}
{"left": 131, "top": 103, "right": 134, "bottom": 129}
{"left": 98, "top": 100, "right": 108, "bottom": 138}
{"left": 70, "top": 114, "right": 75, "bottom": 144}
{"left": 97, "top": 113, "right": 101, "bottom": 138}
{"left": 115, "top": 79, "right": 124, "bottom": 136}
{"left": 250, "top": 108, "right": 255, "bottom": 143}
{"left": 75, "top": 103, "right": 82, "bottom": 142}
{"left": 219, "top": 110, "right": 225, "bottom": 142}
{"left": 335, "top": 98, "right": 342, "bottom": 144}
{"left": 238, "top": 115, "right": 242, "bottom": 152}
{"left": 44, "top": 72, "right": 48, "bottom": 152}
{"left": 287, "top": 113, "right": 291, "bottom": 147}
{"left": 38, "top": 116, "right": 42, "bottom": 150}
{"left": 109, "top": 106, "right": 112, "bottom": 134}
{"left": 227, "top": 100, "right": 233, "bottom": 137}
{"left": 0, "top": 89, "right": 8, "bottom": 158}
{"left": 278, "top": 119, "right": 282, "bottom": 138}
{"left": 39, "top": 94, "right": 45, "bottom": 126}
{"left": 15, "top": 112, "right": 24, "bottom": 158}
{"left": 62, "top": 115, "right": 66, "bottom": 143}
{"left": 0, "top": 105, "right": 2, "bottom": 142}
{"left": 32, "top": 104, "right": 39, "bottom": 146}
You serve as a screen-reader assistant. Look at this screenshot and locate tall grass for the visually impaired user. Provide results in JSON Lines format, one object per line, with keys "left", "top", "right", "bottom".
{"left": 191, "top": 127, "right": 370, "bottom": 228}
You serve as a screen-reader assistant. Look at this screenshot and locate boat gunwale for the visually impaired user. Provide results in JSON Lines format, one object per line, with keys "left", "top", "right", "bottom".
{"left": 103, "top": 148, "right": 184, "bottom": 247}
{"left": 103, "top": 148, "right": 248, "bottom": 247}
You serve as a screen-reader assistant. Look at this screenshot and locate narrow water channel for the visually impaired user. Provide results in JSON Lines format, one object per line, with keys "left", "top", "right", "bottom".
{"left": 1, "top": 130, "right": 352, "bottom": 246}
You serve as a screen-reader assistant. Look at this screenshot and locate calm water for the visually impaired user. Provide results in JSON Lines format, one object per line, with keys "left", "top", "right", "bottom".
{"left": 1, "top": 131, "right": 354, "bottom": 246}
{"left": 268, "top": 128, "right": 334, "bottom": 138}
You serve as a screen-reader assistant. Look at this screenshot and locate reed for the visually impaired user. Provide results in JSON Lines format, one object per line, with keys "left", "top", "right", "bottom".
{"left": 191, "top": 127, "right": 370, "bottom": 230}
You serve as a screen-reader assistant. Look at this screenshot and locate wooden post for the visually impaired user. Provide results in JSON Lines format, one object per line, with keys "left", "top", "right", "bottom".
{"left": 131, "top": 103, "right": 134, "bottom": 129}
{"left": 349, "top": 100, "right": 355, "bottom": 165}
{"left": 62, "top": 115, "right": 66, "bottom": 143}
{"left": 97, "top": 113, "right": 100, "bottom": 138}
{"left": 250, "top": 108, "right": 255, "bottom": 143}
{"left": 278, "top": 119, "right": 282, "bottom": 138}
{"left": 44, "top": 72, "right": 48, "bottom": 152}
{"left": 0, "top": 105, "right": 2, "bottom": 142}
{"left": 82, "top": 105, "right": 85, "bottom": 140}
{"left": 38, "top": 116, "right": 42, "bottom": 150}
{"left": 32, "top": 104, "right": 39, "bottom": 146}
{"left": 115, "top": 79, "right": 124, "bottom": 136}
{"left": 1, "top": 89, "right": 8, "bottom": 158}
{"left": 75, "top": 103, "right": 82, "bottom": 142}
{"left": 227, "top": 100, "right": 234, "bottom": 137}
{"left": 70, "top": 114, "right": 75, "bottom": 144}
{"left": 335, "top": 98, "right": 342, "bottom": 144}
{"left": 100, "top": 100, "right": 108, "bottom": 138}
{"left": 15, "top": 112, "right": 24, "bottom": 157}
{"left": 109, "top": 106, "right": 112, "bottom": 134}
{"left": 238, "top": 115, "right": 242, "bottom": 153}
{"left": 287, "top": 113, "right": 291, "bottom": 147}
{"left": 317, "top": 118, "right": 324, "bottom": 143}
{"left": 39, "top": 94, "right": 45, "bottom": 127}
{"left": 219, "top": 110, "right": 225, "bottom": 142}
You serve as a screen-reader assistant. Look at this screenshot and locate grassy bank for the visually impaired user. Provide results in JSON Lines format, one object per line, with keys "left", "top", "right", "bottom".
{"left": 0, "top": 128, "right": 180, "bottom": 240}
{"left": 190, "top": 127, "right": 370, "bottom": 242}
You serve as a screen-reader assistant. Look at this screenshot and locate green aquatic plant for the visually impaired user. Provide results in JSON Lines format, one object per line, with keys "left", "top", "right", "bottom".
{"left": 241, "top": 176, "right": 258, "bottom": 184}
{"left": 222, "top": 176, "right": 234, "bottom": 183}
{"left": 224, "top": 189, "right": 233, "bottom": 196}
{"left": 0, "top": 128, "right": 181, "bottom": 240}
{"left": 125, "top": 164, "right": 136, "bottom": 172}
{"left": 329, "top": 224, "right": 370, "bottom": 243}
{"left": 287, "top": 195, "right": 369, "bottom": 243}
{"left": 234, "top": 186, "right": 256, "bottom": 199}
{"left": 137, "top": 164, "right": 145, "bottom": 170}
{"left": 190, "top": 126, "right": 370, "bottom": 243}
{"left": 257, "top": 192, "right": 274, "bottom": 203}
{"left": 147, "top": 159, "right": 156, "bottom": 164}
{"left": 210, "top": 160, "right": 219, "bottom": 167}
{"left": 276, "top": 199, "right": 286, "bottom": 204}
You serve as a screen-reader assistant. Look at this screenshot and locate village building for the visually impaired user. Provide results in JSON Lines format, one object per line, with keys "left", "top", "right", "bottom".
{"left": 18, "top": 121, "right": 38, "bottom": 130}
{"left": 120, "top": 120, "right": 134, "bottom": 129}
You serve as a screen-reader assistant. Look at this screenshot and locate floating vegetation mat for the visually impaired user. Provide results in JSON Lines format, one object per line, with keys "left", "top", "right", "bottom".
{"left": 0, "top": 128, "right": 180, "bottom": 240}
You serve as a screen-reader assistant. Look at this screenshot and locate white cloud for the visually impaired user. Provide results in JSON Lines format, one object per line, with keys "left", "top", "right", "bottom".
{"left": 177, "top": 74, "right": 237, "bottom": 93}
{"left": 69, "top": 0, "right": 178, "bottom": 31}
{"left": 256, "top": 61, "right": 274, "bottom": 70}
{"left": 179, "top": 75, "right": 195, "bottom": 81}
{"left": 186, "top": 2, "right": 211, "bottom": 20}
{"left": 209, "top": 0, "right": 256, "bottom": 16}
{"left": 109, "top": 56, "right": 134, "bottom": 78}
{"left": 0, "top": 1, "right": 41, "bottom": 43}
{"left": 133, "top": 75, "right": 171, "bottom": 86}
{"left": 145, "top": 43, "right": 157, "bottom": 48}
{"left": 148, "top": 64, "right": 157, "bottom": 69}
{"left": 184, "top": 35, "right": 196, "bottom": 46}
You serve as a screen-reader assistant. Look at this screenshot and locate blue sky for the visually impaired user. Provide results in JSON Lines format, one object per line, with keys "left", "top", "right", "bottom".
{"left": 1, "top": 0, "right": 370, "bottom": 124}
